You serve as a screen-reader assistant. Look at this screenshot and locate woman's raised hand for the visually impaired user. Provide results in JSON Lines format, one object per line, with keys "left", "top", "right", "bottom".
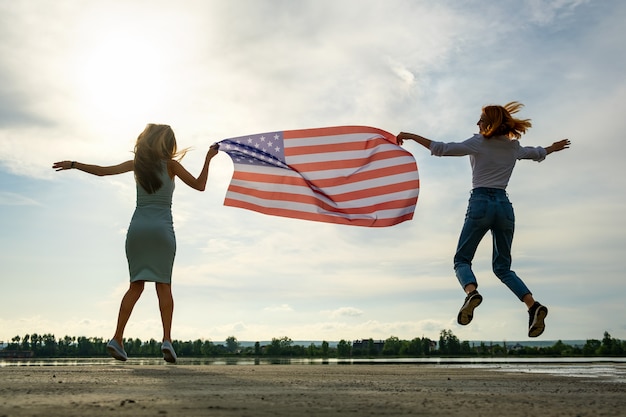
{"left": 207, "top": 143, "right": 220, "bottom": 159}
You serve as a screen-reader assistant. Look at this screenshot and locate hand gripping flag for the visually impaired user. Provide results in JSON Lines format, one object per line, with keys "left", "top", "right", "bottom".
{"left": 218, "top": 126, "right": 419, "bottom": 227}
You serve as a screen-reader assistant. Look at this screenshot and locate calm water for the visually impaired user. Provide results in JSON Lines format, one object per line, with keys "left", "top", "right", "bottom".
{"left": 1, "top": 357, "right": 625, "bottom": 382}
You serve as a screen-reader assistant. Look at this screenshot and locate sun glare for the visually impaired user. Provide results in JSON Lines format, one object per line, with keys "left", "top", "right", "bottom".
{"left": 71, "top": 6, "right": 187, "bottom": 138}
{"left": 77, "top": 30, "right": 169, "bottom": 125}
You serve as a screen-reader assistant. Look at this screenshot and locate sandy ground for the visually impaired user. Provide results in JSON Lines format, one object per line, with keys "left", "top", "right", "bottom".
{"left": 0, "top": 364, "right": 624, "bottom": 416}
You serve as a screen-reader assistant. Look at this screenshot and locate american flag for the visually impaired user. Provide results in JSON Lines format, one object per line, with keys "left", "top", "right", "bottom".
{"left": 218, "top": 126, "right": 420, "bottom": 227}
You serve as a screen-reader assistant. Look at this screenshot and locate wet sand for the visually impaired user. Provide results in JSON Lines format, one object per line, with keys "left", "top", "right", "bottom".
{"left": 0, "top": 364, "right": 624, "bottom": 416}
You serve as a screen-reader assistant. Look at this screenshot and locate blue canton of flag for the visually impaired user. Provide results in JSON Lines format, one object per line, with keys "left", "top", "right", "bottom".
{"left": 220, "top": 132, "right": 288, "bottom": 169}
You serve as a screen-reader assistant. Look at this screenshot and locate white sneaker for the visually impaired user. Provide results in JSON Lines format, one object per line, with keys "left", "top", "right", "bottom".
{"left": 161, "top": 340, "right": 177, "bottom": 363}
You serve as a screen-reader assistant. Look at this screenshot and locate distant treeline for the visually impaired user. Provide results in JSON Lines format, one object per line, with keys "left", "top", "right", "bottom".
{"left": 2, "top": 330, "right": 625, "bottom": 358}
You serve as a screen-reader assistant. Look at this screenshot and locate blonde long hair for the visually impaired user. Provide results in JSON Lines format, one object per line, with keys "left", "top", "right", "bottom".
{"left": 481, "top": 101, "right": 532, "bottom": 140}
{"left": 133, "top": 124, "right": 187, "bottom": 193}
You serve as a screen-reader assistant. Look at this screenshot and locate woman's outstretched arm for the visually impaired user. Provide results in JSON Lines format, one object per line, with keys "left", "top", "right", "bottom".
{"left": 544, "top": 139, "right": 571, "bottom": 155}
{"left": 52, "top": 160, "right": 134, "bottom": 176}
{"left": 396, "top": 132, "right": 433, "bottom": 150}
{"left": 168, "top": 144, "right": 219, "bottom": 191}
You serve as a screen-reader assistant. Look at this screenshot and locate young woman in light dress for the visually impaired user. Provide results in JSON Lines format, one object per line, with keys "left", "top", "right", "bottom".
{"left": 54, "top": 124, "right": 219, "bottom": 362}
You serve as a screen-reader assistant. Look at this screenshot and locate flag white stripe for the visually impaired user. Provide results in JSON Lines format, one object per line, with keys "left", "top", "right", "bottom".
{"left": 233, "top": 155, "right": 417, "bottom": 181}
{"left": 285, "top": 132, "right": 386, "bottom": 147}
{"left": 229, "top": 170, "right": 419, "bottom": 198}
{"left": 227, "top": 181, "right": 418, "bottom": 209}
{"left": 232, "top": 162, "right": 301, "bottom": 177}
{"left": 286, "top": 143, "right": 401, "bottom": 165}
{"left": 225, "top": 191, "right": 417, "bottom": 220}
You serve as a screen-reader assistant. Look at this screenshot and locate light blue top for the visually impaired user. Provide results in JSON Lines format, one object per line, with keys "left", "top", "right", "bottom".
{"left": 136, "top": 161, "right": 175, "bottom": 207}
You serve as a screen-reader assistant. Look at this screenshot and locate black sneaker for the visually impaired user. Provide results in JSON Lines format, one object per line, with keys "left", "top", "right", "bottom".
{"left": 457, "top": 290, "right": 482, "bottom": 325}
{"left": 528, "top": 302, "right": 548, "bottom": 337}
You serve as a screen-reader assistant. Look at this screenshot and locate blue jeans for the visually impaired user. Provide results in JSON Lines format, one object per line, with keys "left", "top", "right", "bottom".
{"left": 454, "top": 188, "right": 531, "bottom": 301}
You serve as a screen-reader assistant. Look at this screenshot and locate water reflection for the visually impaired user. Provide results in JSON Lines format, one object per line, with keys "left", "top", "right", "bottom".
{"left": 2, "top": 357, "right": 625, "bottom": 382}
{"left": 2, "top": 356, "right": 626, "bottom": 367}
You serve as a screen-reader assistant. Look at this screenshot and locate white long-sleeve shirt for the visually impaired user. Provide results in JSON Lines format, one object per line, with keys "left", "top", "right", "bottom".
{"left": 429, "top": 134, "right": 547, "bottom": 190}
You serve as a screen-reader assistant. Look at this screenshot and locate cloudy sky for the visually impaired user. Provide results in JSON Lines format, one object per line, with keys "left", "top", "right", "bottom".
{"left": 1, "top": 0, "right": 625, "bottom": 345}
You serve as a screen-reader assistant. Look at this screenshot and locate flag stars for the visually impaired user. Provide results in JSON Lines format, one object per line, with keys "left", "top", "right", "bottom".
{"left": 220, "top": 132, "right": 285, "bottom": 167}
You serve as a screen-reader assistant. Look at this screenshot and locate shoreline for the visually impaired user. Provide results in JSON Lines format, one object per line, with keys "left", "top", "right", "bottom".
{"left": 1, "top": 364, "right": 625, "bottom": 416}
{"left": 3, "top": 355, "right": 626, "bottom": 366}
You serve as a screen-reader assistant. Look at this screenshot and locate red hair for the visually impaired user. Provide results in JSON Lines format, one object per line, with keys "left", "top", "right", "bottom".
{"left": 481, "top": 101, "right": 532, "bottom": 140}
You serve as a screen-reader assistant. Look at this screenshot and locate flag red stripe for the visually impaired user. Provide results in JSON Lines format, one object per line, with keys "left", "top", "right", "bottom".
{"left": 226, "top": 183, "right": 418, "bottom": 214}
{"left": 228, "top": 179, "right": 419, "bottom": 205}
{"left": 224, "top": 198, "right": 414, "bottom": 227}
{"left": 289, "top": 149, "right": 409, "bottom": 172}
{"left": 284, "top": 136, "right": 392, "bottom": 157}
{"left": 231, "top": 162, "right": 418, "bottom": 189}
{"left": 328, "top": 180, "right": 419, "bottom": 203}
{"left": 283, "top": 126, "right": 397, "bottom": 142}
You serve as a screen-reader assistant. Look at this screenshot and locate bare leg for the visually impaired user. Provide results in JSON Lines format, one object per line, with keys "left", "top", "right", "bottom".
{"left": 112, "top": 281, "right": 145, "bottom": 346}
{"left": 464, "top": 283, "right": 477, "bottom": 295}
{"left": 522, "top": 293, "right": 536, "bottom": 309}
{"left": 156, "top": 283, "right": 174, "bottom": 342}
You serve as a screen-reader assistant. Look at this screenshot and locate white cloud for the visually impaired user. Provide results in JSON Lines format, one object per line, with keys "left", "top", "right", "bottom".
{"left": 326, "top": 307, "right": 365, "bottom": 319}
{"left": 1, "top": 0, "right": 624, "bottom": 344}
{"left": 264, "top": 304, "right": 294, "bottom": 313}
{"left": 526, "top": 0, "right": 591, "bottom": 25}
{"left": 0, "top": 191, "right": 40, "bottom": 206}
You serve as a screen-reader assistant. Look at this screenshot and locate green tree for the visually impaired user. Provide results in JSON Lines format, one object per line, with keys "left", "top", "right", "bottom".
{"left": 6, "top": 335, "right": 20, "bottom": 351}
{"left": 582, "top": 339, "right": 601, "bottom": 355}
{"left": 147, "top": 339, "right": 159, "bottom": 356}
{"left": 337, "top": 339, "right": 351, "bottom": 357}
{"left": 321, "top": 341, "right": 329, "bottom": 357}
{"left": 191, "top": 339, "right": 203, "bottom": 356}
{"left": 58, "top": 336, "right": 76, "bottom": 357}
{"left": 202, "top": 340, "right": 216, "bottom": 356}
{"left": 226, "top": 336, "right": 240, "bottom": 354}
{"left": 41, "top": 334, "right": 57, "bottom": 357}
{"left": 438, "top": 330, "right": 461, "bottom": 355}
{"left": 599, "top": 332, "right": 624, "bottom": 355}
{"left": 266, "top": 339, "right": 280, "bottom": 356}
{"left": 30, "top": 333, "right": 42, "bottom": 353}
{"left": 549, "top": 340, "right": 568, "bottom": 355}
{"left": 267, "top": 337, "right": 293, "bottom": 356}
{"left": 306, "top": 343, "right": 318, "bottom": 357}
{"left": 21, "top": 334, "right": 30, "bottom": 351}
{"left": 382, "top": 336, "right": 401, "bottom": 356}
{"left": 491, "top": 344, "right": 507, "bottom": 356}
{"left": 599, "top": 331, "right": 614, "bottom": 355}
{"left": 612, "top": 339, "right": 625, "bottom": 355}
{"left": 10, "top": 335, "right": 21, "bottom": 350}
{"left": 367, "top": 339, "right": 378, "bottom": 356}
{"left": 77, "top": 336, "right": 95, "bottom": 356}
{"left": 405, "top": 337, "right": 423, "bottom": 356}
{"left": 460, "top": 340, "right": 472, "bottom": 355}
